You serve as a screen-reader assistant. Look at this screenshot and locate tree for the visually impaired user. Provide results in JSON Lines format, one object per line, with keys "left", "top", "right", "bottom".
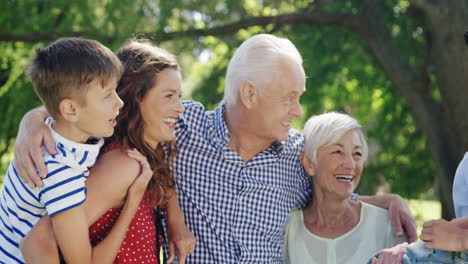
{"left": 1, "top": 0, "right": 465, "bottom": 218}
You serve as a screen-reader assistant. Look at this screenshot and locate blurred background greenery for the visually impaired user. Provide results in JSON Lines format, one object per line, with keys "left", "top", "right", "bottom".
{"left": 2, "top": 0, "right": 467, "bottom": 222}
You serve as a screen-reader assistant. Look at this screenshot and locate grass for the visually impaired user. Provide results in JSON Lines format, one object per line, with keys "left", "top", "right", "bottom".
{"left": 407, "top": 198, "right": 441, "bottom": 240}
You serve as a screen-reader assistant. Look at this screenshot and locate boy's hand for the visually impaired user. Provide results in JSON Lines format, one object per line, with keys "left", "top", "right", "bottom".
{"left": 125, "top": 149, "right": 153, "bottom": 201}
{"left": 421, "top": 219, "right": 466, "bottom": 251}
{"left": 14, "top": 108, "right": 56, "bottom": 188}
{"left": 166, "top": 221, "right": 196, "bottom": 264}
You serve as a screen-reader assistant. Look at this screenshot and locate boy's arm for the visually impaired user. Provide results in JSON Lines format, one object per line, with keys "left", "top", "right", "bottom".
{"left": 21, "top": 150, "right": 151, "bottom": 264}
{"left": 165, "top": 188, "right": 196, "bottom": 264}
{"left": 50, "top": 205, "right": 93, "bottom": 264}
{"left": 420, "top": 218, "right": 468, "bottom": 251}
{"left": 359, "top": 194, "right": 417, "bottom": 242}
{"left": 13, "top": 106, "right": 55, "bottom": 188}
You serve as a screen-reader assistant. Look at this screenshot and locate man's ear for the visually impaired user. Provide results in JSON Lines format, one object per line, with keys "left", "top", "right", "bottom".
{"left": 58, "top": 99, "right": 79, "bottom": 122}
{"left": 239, "top": 81, "right": 257, "bottom": 109}
{"left": 301, "top": 153, "right": 316, "bottom": 176}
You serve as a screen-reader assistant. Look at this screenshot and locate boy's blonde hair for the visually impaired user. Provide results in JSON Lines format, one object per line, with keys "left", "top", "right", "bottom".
{"left": 27, "top": 38, "right": 123, "bottom": 118}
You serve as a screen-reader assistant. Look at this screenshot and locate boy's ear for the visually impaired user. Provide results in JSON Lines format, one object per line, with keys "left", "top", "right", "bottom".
{"left": 58, "top": 99, "right": 79, "bottom": 122}
{"left": 301, "top": 153, "right": 316, "bottom": 176}
{"left": 239, "top": 81, "right": 257, "bottom": 109}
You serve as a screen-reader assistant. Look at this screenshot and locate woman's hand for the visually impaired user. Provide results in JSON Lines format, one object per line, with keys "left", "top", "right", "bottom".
{"left": 371, "top": 242, "right": 408, "bottom": 264}
{"left": 14, "top": 107, "right": 55, "bottom": 188}
{"left": 125, "top": 149, "right": 153, "bottom": 203}
{"left": 166, "top": 221, "right": 196, "bottom": 264}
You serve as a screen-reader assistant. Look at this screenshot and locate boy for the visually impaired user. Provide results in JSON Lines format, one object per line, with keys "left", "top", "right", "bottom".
{"left": 0, "top": 38, "right": 125, "bottom": 263}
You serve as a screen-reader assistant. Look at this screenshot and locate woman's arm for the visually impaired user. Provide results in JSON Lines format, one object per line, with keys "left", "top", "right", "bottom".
{"left": 13, "top": 106, "right": 55, "bottom": 188}
{"left": 21, "top": 149, "right": 150, "bottom": 264}
{"left": 165, "top": 188, "right": 196, "bottom": 263}
{"left": 360, "top": 194, "right": 417, "bottom": 242}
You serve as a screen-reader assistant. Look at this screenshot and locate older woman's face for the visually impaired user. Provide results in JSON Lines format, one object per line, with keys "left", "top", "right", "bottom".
{"left": 305, "top": 130, "right": 364, "bottom": 200}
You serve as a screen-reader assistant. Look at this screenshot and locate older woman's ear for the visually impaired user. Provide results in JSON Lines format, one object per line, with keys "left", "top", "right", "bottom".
{"left": 301, "top": 153, "right": 316, "bottom": 176}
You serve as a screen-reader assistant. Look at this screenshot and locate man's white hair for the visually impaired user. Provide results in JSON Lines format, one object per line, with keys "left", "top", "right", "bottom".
{"left": 223, "top": 34, "right": 303, "bottom": 106}
{"left": 303, "top": 112, "right": 368, "bottom": 165}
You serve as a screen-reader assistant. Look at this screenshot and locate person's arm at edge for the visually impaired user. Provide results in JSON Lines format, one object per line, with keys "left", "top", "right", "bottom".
{"left": 165, "top": 188, "right": 196, "bottom": 264}
{"left": 359, "top": 194, "right": 417, "bottom": 242}
{"left": 14, "top": 106, "right": 55, "bottom": 188}
{"left": 21, "top": 150, "right": 148, "bottom": 263}
{"left": 421, "top": 218, "right": 468, "bottom": 251}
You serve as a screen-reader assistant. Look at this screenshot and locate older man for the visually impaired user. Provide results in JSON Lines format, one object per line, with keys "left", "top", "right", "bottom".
{"left": 15, "top": 34, "right": 416, "bottom": 263}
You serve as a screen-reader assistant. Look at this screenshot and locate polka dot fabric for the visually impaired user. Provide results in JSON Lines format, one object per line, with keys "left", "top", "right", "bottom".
{"left": 89, "top": 141, "right": 160, "bottom": 264}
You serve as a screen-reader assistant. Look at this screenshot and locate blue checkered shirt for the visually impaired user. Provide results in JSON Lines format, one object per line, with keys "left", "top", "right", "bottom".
{"left": 164, "top": 100, "right": 312, "bottom": 263}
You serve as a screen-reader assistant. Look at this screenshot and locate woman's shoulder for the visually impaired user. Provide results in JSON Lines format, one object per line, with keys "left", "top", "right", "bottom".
{"left": 360, "top": 201, "right": 392, "bottom": 222}
{"left": 285, "top": 209, "right": 304, "bottom": 232}
{"left": 91, "top": 149, "right": 142, "bottom": 185}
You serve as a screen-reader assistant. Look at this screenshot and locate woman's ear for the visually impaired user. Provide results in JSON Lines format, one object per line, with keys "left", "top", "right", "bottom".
{"left": 239, "top": 81, "right": 257, "bottom": 109}
{"left": 301, "top": 153, "right": 316, "bottom": 176}
{"left": 58, "top": 98, "right": 79, "bottom": 122}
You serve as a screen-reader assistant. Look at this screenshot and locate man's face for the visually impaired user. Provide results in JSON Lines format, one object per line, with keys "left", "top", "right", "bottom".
{"left": 251, "top": 58, "right": 306, "bottom": 143}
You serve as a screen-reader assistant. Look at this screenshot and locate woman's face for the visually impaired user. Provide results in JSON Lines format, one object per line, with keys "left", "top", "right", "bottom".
{"left": 140, "top": 68, "right": 184, "bottom": 148}
{"left": 303, "top": 130, "right": 364, "bottom": 200}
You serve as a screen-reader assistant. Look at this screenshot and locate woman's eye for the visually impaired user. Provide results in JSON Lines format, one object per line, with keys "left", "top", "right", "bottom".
{"left": 354, "top": 152, "right": 362, "bottom": 157}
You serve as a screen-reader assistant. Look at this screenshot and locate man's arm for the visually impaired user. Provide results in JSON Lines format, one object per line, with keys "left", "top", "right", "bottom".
{"left": 420, "top": 218, "right": 468, "bottom": 251}
{"left": 13, "top": 106, "right": 55, "bottom": 188}
{"left": 359, "top": 194, "right": 417, "bottom": 242}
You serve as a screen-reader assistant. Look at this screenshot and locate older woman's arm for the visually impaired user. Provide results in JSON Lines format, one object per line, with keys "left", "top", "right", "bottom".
{"left": 360, "top": 194, "right": 417, "bottom": 243}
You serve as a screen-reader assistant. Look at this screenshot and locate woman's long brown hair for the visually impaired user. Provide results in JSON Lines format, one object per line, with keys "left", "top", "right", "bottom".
{"left": 111, "top": 40, "right": 179, "bottom": 209}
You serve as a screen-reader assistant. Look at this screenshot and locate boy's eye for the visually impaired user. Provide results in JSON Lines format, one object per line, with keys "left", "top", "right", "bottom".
{"left": 332, "top": 150, "right": 342, "bottom": 154}
{"left": 105, "top": 93, "right": 111, "bottom": 98}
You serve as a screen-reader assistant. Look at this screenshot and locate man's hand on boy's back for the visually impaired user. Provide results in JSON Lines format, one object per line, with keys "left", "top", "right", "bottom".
{"left": 14, "top": 106, "right": 56, "bottom": 188}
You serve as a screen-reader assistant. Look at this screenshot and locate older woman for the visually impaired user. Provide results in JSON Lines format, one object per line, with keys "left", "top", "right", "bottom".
{"left": 284, "top": 112, "right": 406, "bottom": 264}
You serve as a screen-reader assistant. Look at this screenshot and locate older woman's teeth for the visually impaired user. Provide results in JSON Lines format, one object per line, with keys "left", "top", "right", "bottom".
{"left": 281, "top": 122, "right": 291, "bottom": 126}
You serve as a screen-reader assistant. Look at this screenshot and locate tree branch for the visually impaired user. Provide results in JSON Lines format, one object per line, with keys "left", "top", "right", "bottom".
{"left": 136, "top": 12, "right": 365, "bottom": 42}
{"left": 0, "top": 31, "right": 85, "bottom": 42}
{"left": 408, "top": 0, "right": 441, "bottom": 20}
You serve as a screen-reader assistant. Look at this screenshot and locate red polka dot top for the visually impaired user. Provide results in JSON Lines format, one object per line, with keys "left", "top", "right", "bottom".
{"left": 89, "top": 141, "right": 161, "bottom": 264}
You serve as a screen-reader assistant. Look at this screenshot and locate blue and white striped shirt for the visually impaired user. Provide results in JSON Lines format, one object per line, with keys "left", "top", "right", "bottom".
{"left": 165, "top": 101, "right": 312, "bottom": 263}
{"left": 0, "top": 117, "right": 103, "bottom": 264}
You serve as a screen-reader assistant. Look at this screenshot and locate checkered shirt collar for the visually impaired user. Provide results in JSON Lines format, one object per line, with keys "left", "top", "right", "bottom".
{"left": 211, "top": 101, "right": 284, "bottom": 154}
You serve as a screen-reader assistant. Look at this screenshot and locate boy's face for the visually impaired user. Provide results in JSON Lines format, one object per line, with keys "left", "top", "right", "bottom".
{"left": 74, "top": 78, "right": 123, "bottom": 139}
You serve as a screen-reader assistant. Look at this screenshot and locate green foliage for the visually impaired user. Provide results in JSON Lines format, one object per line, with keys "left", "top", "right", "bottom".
{"left": 0, "top": 0, "right": 437, "bottom": 200}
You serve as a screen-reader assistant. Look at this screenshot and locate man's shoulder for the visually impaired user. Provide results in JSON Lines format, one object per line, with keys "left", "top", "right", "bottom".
{"left": 182, "top": 100, "right": 208, "bottom": 114}
{"left": 280, "top": 128, "right": 304, "bottom": 154}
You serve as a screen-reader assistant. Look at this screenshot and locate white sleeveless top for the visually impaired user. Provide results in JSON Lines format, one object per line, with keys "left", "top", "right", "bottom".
{"left": 284, "top": 201, "right": 407, "bottom": 264}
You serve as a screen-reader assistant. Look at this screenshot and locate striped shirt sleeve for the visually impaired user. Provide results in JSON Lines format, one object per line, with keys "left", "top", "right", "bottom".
{"left": 39, "top": 162, "right": 87, "bottom": 217}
